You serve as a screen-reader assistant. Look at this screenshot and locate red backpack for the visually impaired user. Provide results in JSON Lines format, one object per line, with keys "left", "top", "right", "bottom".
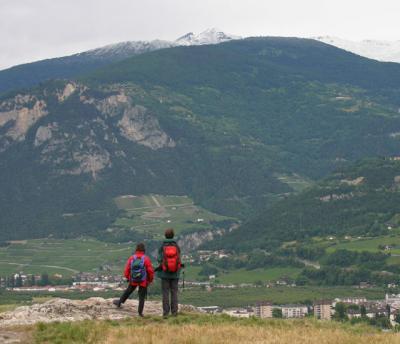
{"left": 162, "top": 243, "right": 181, "bottom": 273}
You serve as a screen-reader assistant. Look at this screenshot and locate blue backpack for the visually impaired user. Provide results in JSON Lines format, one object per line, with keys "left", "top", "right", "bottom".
{"left": 130, "top": 255, "right": 147, "bottom": 283}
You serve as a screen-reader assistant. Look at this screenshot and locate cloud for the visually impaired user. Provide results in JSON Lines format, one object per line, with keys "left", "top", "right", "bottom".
{"left": 1, "top": 0, "right": 399, "bottom": 70}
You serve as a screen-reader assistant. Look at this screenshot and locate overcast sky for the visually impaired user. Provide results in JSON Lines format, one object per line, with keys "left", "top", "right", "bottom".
{"left": 1, "top": 0, "right": 399, "bottom": 70}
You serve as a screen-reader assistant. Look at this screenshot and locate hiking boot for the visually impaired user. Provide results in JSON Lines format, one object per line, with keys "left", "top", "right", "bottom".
{"left": 113, "top": 299, "right": 121, "bottom": 308}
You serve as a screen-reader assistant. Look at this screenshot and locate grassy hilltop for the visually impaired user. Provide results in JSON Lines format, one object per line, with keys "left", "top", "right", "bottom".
{"left": 29, "top": 314, "right": 399, "bottom": 344}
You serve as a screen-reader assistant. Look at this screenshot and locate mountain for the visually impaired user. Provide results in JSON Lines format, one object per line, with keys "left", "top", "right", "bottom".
{"left": 0, "top": 29, "right": 239, "bottom": 94}
{"left": 175, "top": 28, "right": 240, "bottom": 45}
{"left": 314, "top": 36, "right": 400, "bottom": 63}
{"left": 1, "top": 37, "right": 400, "bottom": 241}
{"left": 218, "top": 157, "right": 400, "bottom": 251}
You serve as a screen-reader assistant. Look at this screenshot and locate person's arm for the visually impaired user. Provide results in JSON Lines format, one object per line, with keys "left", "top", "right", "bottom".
{"left": 157, "top": 245, "right": 163, "bottom": 264}
{"left": 145, "top": 256, "right": 154, "bottom": 283}
{"left": 124, "top": 257, "right": 132, "bottom": 281}
{"left": 177, "top": 244, "right": 185, "bottom": 268}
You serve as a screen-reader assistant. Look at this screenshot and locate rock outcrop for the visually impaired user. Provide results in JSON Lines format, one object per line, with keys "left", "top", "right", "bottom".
{"left": 95, "top": 91, "right": 176, "bottom": 150}
{"left": 56, "top": 82, "right": 77, "bottom": 102}
{"left": 118, "top": 105, "right": 175, "bottom": 150}
{"left": 178, "top": 229, "right": 227, "bottom": 252}
{"left": 0, "top": 298, "right": 198, "bottom": 327}
{"left": 0, "top": 95, "right": 48, "bottom": 151}
{"left": 34, "top": 124, "right": 53, "bottom": 147}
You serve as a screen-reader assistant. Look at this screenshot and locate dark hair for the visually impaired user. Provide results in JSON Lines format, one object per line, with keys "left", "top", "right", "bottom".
{"left": 136, "top": 243, "right": 146, "bottom": 252}
{"left": 165, "top": 228, "right": 174, "bottom": 239}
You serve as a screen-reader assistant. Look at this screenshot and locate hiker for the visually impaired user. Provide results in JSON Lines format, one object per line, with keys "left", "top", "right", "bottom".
{"left": 156, "top": 228, "right": 184, "bottom": 317}
{"left": 113, "top": 242, "right": 154, "bottom": 317}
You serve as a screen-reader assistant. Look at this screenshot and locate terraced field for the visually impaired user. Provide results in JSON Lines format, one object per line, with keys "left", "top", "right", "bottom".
{"left": 324, "top": 234, "right": 400, "bottom": 255}
{"left": 0, "top": 239, "right": 132, "bottom": 277}
{"left": 114, "top": 194, "right": 234, "bottom": 237}
{"left": 217, "top": 267, "right": 302, "bottom": 284}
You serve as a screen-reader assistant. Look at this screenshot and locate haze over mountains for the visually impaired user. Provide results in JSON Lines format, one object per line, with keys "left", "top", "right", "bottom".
{"left": 1, "top": 35, "right": 400, "bottom": 243}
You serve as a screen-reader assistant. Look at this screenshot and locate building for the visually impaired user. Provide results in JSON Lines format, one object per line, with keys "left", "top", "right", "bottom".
{"left": 347, "top": 309, "right": 362, "bottom": 319}
{"left": 255, "top": 301, "right": 273, "bottom": 318}
{"left": 385, "top": 293, "right": 400, "bottom": 304}
{"left": 314, "top": 300, "right": 332, "bottom": 320}
{"left": 280, "top": 304, "right": 308, "bottom": 318}
{"left": 198, "top": 306, "right": 221, "bottom": 314}
{"left": 256, "top": 302, "right": 308, "bottom": 319}
{"left": 390, "top": 309, "right": 400, "bottom": 327}
{"left": 224, "top": 309, "right": 251, "bottom": 318}
{"left": 334, "top": 297, "right": 367, "bottom": 306}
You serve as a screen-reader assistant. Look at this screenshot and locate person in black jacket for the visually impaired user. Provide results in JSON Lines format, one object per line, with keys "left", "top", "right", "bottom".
{"left": 156, "top": 228, "right": 183, "bottom": 317}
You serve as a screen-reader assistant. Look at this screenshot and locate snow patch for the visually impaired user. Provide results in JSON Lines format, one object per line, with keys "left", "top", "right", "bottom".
{"left": 314, "top": 36, "right": 400, "bottom": 63}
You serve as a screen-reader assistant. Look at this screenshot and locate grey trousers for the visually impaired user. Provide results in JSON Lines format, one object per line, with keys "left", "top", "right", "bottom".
{"left": 161, "top": 278, "right": 179, "bottom": 316}
{"left": 119, "top": 284, "right": 147, "bottom": 315}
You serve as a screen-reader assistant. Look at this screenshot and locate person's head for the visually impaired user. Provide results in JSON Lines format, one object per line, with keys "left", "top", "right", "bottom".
{"left": 136, "top": 243, "right": 146, "bottom": 252}
{"left": 165, "top": 228, "right": 174, "bottom": 239}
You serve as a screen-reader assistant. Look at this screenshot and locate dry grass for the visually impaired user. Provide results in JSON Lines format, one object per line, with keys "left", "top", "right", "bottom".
{"left": 102, "top": 323, "right": 398, "bottom": 344}
{"left": 31, "top": 314, "right": 400, "bottom": 344}
{"left": 99, "top": 316, "right": 399, "bottom": 344}
{"left": 0, "top": 325, "right": 34, "bottom": 344}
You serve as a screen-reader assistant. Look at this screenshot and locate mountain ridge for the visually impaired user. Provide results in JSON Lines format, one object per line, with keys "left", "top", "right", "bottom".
{"left": 215, "top": 157, "right": 400, "bottom": 251}
{"left": 1, "top": 37, "right": 400, "bottom": 241}
{"left": 0, "top": 29, "right": 240, "bottom": 94}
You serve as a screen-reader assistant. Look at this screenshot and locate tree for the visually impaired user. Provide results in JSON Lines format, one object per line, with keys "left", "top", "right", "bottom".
{"left": 15, "top": 274, "right": 22, "bottom": 288}
{"left": 7, "top": 275, "right": 15, "bottom": 288}
{"left": 333, "top": 302, "right": 348, "bottom": 321}
{"left": 272, "top": 308, "right": 283, "bottom": 318}
{"left": 40, "top": 273, "right": 50, "bottom": 286}
{"left": 199, "top": 264, "right": 218, "bottom": 277}
{"left": 255, "top": 280, "right": 263, "bottom": 287}
{"left": 360, "top": 305, "right": 367, "bottom": 318}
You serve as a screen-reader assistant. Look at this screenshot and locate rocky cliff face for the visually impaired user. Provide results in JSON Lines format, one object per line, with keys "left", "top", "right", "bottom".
{"left": 178, "top": 223, "right": 239, "bottom": 252}
{"left": 0, "top": 298, "right": 199, "bottom": 327}
{"left": 0, "top": 94, "right": 48, "bottom": 151}
{"left": 178, "top": 229, "right": 227, "bottom": 252}
{"left": 118, "top": 105, "right": 175, "bottom": 150}
{"left": 0, "top": 82, "right": 175, "bottom": 179}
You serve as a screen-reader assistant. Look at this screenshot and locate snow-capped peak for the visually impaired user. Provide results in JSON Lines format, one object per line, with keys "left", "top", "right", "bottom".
{"left": 78, "top": 39, "right": 175, "bottom": 59}
{"left": 175, "top": 28, "right": 241, "bottom": 46}
{"left": 314, "top": 36, "right": 400, "bottom": 63}
{"left": 74, "top": 29, "right": 241, "bottom": 61}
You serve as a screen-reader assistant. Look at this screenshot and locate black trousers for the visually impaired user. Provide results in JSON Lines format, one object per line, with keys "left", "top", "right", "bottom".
{"left": 119, "top": 284, "right": 147, "bottom": 315}
{"left": 162, "top": 278, "right": 179, "bottom": 316}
